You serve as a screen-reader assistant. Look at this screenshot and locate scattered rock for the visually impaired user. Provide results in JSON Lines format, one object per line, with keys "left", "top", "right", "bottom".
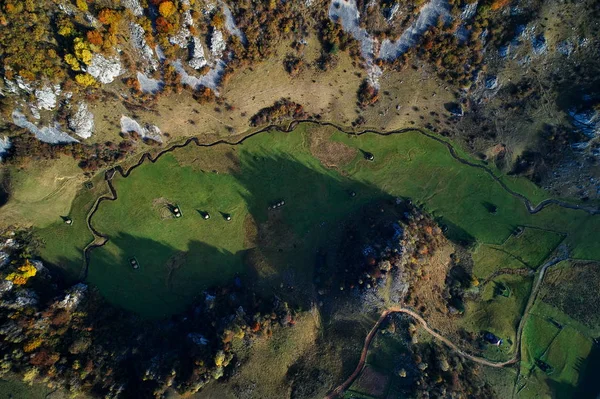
{"left": 485, "top": 75, "right": 498, "bottom": 90}
{"left": 35, "top": 84, "right": 61, "bottom": 111}
{"left": 120, "top": 115, "right": 163, "bottom": 142}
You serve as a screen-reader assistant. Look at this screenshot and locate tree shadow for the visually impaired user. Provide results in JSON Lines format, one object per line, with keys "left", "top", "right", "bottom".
{"left": 85, "top": 233, "right": 243, "bottom": 319}
{"left": 575, "top": 343, "right": 600, "bottom": 398}
{"left": 231, "top": 150, "right": 395, "bottom": 308}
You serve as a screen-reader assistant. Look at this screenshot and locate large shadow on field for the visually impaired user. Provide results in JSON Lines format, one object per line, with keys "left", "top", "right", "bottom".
{"left": 232, "top": 151, "right": 397, "bottom": 386}
{"left": 86, "top": 233, "right": 243, "bottom": 318}
{"left": 575, "top": 344, "right": 600, "bottom": 398}
{"left": 232, "top": 150, "right": 394, "bottom": 305}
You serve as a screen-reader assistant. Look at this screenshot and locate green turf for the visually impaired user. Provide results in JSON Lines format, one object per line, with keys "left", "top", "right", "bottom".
{"left": 519, "top": 283, "right": 597, "bottom": 399}
{"left": 35, "top": 176, "right": 106, "bottom": 281}
{"left": 0, "top": 376, "right": 56, "bottom": 399}
{"left": 472, "top": 244, "right": 527, "bottom": 279}
{"left": 544, "top": 328, "right": 591, "bottom": 387}
{"left": 471, "top": 228, "right": 563, "bottom": 279}
{"left": 46, "top": 123, "right": 598, "bottom": 318}
{"left": 461, "top": 274, "right": 533, "bottom": 361}
{"left": 499, "top": 228, "right": 564, "bottom": 268}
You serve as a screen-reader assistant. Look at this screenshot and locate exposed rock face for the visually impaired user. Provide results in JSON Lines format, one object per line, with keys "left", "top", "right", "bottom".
{"left": 68, "top": 102, "right": 94, "bottom": 139}
{"left": 189, "top": 36, "right": 208, "bottom": 70}
{"left": 379, "top": 0, "right": 451, "bottom": 60}
{"left": 130, "top": 23, "right": 159, "bottom": 71}
{"left": 58, "top": 283, "right": 87, "bottom": 311}
{"left": 570, "top": 106, "right": 599, "bottom": 138}
{"left": 137, "top": 71, "right": 164, "bottom": 94}
{"left": 12, "top": 110, "right": 78, "bottom": 144}
{"left": 86, "top": 54, "right": 122, "bottom": 84}
{"left": 221, "top": 1, "right": 246, "bottom": 42}
{"left": 485, "top": 76, "right": 498, "bottom": 90}
{"left": 0, "top": 137, "right": 11, "bottom": 161}
{"left": 210, "top": 30, "right": 226, "bottom": 58}
{"left": 35, "top": 84, "right": 61, "bottom": 111}
{"left": 122, "top": 0, "right": 143, "bottom": 16}
{"left": 0, "top": 252, "right": 9, "bottom": 270}
{"left": 120, "top": 115, "right": 162, "bottom": 142}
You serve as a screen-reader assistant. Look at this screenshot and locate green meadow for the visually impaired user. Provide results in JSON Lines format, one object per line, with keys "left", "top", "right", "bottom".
{"left": 35, "top": 123, "right": 600, "bottom": 319}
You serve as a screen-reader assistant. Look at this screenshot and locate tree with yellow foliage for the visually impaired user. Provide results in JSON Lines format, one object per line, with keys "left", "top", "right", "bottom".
{"left": 57, "top": 19, "right": 75, "bottom": 37}
{"left": 75, "top": 74, "right": 97, "bottom": 87}
{"left": 158, "top": 1, "right": 176, "bottom": 18}
{"left": 76, "top": 0, "right": 88, "bottom": 12}
{"left": 214, "top": 350, "right": 225, "bottom": 367}
{"left": 23, "top": 338, "right": 43, "bottom": 353}
{"left": 64, "top": 54, "right": 81, "bottom": 71}
{"left": 22, "top": 367, "right": 39, "bottom": 384}
{"left": 73, "top": 38, "right": 93, "bottom": 64}
{"left": 5, "top": 260, "right": 37, "bottom": 285}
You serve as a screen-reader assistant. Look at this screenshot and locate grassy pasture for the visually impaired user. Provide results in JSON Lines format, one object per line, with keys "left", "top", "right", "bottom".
{"left": 461, "top": 274, "right": 533, "bottom": 361}
{"left": 38, "top": 123, "right": 598, "bottom": 319}
{"left": 519, "top": 311, "right": 594, "bottom": 399}
{"left": 518, "top": 261, "right": 599, "bottom": 399}
{"left": 35, "top": 175, "right": 107, "bottom": 281}
{"left": 472, "top": 244, "right": 527, "bottom": 279}
{"left": 0, "top": 156, "right": 84, "bottom": 229}
{"left": 471, "top": 227, "right": 563, "bottom": 279}
{"left": 498, "top": 228, "right": 564, "bottom": 269}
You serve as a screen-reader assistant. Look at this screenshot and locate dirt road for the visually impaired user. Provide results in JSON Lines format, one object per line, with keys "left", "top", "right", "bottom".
{"left": 325, "top": 256, "right": 566, "bottom": 398}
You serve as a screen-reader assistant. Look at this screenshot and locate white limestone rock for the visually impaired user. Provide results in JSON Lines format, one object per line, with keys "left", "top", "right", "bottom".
{"left": 86, "top": 54, "right": 123, "bottom": 84}
{"left": 35, "top": 84, "right": 61, "bottom": 111}
{"left": 189, "top": 37, "right": 208, "bottom": 70}
{"left": 120, "top": 115, "right": 163, "bottom": 142}
{"left": 69, "top": 102, "right": 95, "bottom": 139}
{"left": 0, "top": 136, "right": 11, "bottom": 161}
{"left": 12, "top": 110, "right": 78, "bottom": 144}
{"left": 210, "top": 30, "right": 226, "bottom": 58}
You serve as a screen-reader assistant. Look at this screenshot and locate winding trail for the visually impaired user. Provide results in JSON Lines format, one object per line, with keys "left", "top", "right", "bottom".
{"left": 325, "top": 256, "right": 567, "bottom": 398}
{"left": 81, "top": 119, "right": 599, "bottom": 278}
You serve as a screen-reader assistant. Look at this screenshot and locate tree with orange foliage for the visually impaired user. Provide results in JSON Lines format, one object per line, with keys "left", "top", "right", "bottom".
{"left": 156, "top": 16, "right": 174, "bottom": 33}
{"left": 211, "top": 13, "right": 225, "bottom": 30}
{"left": 98, "top": 8, "right": 121, "bottom": 25}
{"left": 490, "top": 0, "right": 510, "bottom": 11}
{"left": 86, "top": 30, "right": 103, "bottom": 46}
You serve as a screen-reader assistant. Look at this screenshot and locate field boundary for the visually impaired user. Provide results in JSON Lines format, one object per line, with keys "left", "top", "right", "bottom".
{"left": 80, "top": 119, "right": 600, "bottom": 280}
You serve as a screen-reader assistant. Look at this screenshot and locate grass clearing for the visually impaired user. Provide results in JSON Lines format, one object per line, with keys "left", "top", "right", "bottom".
{"left": 499, "top": 228, "right": 564, "bottom": 268}
{"left": 471, "top": 227, "right": 563, "bottom": 278}
{"left": 35, "top": 175, "right": 107, "bottom": 281}
{"left": 0, "top": 156, "right": 85, "bottom": 229}
{"left": 461, "top": 274, "right": 533, "bottom": 361}
{"left": 472, "top": 244, "right": 527, "bottom": 279}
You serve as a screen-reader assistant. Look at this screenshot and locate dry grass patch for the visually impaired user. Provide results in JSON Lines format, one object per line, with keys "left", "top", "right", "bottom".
{"left": 171, "top": 144, "right": 241, "bottom": 174}
{"left": 308, "top": 126, "right": 357, "bottom": 169}
{"left": 192, "top": 312, "right": 320, "bottom": 399}
{"left": 0, "top": 156, "right": 85, "bottom": 229}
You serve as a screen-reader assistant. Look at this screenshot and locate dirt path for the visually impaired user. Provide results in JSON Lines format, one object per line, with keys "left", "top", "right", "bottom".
{"left": 325, "top": 256, "right": 567, "bottom": 398}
